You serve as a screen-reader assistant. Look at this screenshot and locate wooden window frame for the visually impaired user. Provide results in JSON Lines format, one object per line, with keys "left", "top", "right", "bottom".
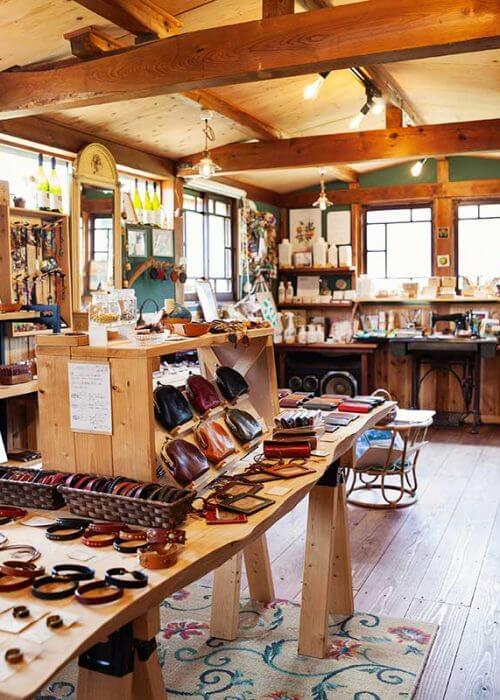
{"left": 454, "top": 197, "right": 500, "bottom": 282}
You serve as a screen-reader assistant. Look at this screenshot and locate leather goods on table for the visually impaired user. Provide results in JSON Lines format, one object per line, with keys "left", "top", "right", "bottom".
{"left": 263, "top": 440, "right": 312, "bottom": 459}
{"left": 338, "top": 401, "right": 373, "bottom": 413}
{"left": 186, "top": 373, "right": 221, "bottom": 414}
{"left": 302, "top": 398, "right": 340, "bottom": 411}
{"left": 165, "top": 439, "right": 209, "bottom": 485}
{"left": 271, "top": 434, "right": 318, "bottom": 450}
{"left": 215, "top": 366, "right": 249, "bottom": 401}
{"left": 153, "top": 384, "right": 193, "bottom": 432}
{"left": 354, "top": 395, "right": 386, "bottom": 405}
{"left": 195, "top": 419, "right": 235, "bottom": 463}
{"left": 225, "top": 408, "right": 263, "bottom": 443}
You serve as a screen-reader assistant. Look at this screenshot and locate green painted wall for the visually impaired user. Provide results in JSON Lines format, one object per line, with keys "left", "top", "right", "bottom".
{"left": 449, "top": 156, "right": 500, "bottom": 181}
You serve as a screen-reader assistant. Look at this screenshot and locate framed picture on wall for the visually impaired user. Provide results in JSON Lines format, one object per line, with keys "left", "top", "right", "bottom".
{"left": 289, "top": 209, "right": 321, "bottom": 250}
{"left": 152, "top": 228, "right": 174, "bottom": 257}
{"left": 127, "top": 226, "right": 148, "bottom": 258}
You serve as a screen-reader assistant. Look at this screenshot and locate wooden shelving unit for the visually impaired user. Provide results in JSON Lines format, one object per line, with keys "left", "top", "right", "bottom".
{"left": 279, "top": 266, "right": 355, "bottom": 275}
{"left": 278, "top": 302, "right": 353, "bottom": 310}
{"left": 356, "top": 296, "right": 499, "bottom": 304}
{"left": 0, "top": 380, "right": 38, "bottom": 400}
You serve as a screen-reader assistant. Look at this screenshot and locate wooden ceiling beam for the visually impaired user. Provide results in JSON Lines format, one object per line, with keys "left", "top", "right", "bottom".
{"left": 0, "top": 116, "right": 174, "bottom": 178}
{"left": 280, "top": 178, "right": 500, "bottom": 208}
{"left": 181, "top": 89, "right": 287, "bottom": 140}
{"left": 72, "top": 0, "right": 182, "bottom": 39}
{"left": 176, "top": 118, "right": 500, "bottom": 176}
{"left": 263, "top": 0, "right": 294, "bottom": 18}
{"left": 363, "top": 64, "right": 424, "bottom": 125}
{"left": 64, "top": 25, "right": 127, "bottom": 59}
{"left": 1, "top": 0, "right": 498, "bottom": 119}
{"left": 385, "top": 103, "right": 403, "bottom": 129}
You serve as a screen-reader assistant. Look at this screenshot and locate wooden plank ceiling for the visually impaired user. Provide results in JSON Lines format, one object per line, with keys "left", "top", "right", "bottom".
{"left": 0, "top": 0, "right": 498, "bottom": 192}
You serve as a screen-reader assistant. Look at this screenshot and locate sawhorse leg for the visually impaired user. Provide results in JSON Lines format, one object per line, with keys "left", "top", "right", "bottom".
{"left": 298, "top": 463, "right": 354, "bottom": 658}
{"left": 77, "top": 608, "right": 165, "bottom": 700}
{"left": 210, "top": 533, "right": 275, "bottom": 640}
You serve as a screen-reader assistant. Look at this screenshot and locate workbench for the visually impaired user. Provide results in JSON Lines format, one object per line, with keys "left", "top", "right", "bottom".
{"left": 0, "top": 401, "right": 393, "bottom": 699}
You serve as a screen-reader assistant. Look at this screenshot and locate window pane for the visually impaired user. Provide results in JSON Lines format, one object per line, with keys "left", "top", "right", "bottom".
{"left": 215, "top": 279, "right": 231, "bottom": 293}
{"left": 208, "top": 215, "right": 225, "bottom": 278}
{"left": 183, "top": 194, "right": 196, "bottom": 210}
{"left": 366, "top": 224, "right": 385, "bottom": 250}
{"left": 208, "top": 199, "right": 215, "bottom": 213}
{"left": 367, "top": 208, "right": 411, "bottom": 224}
{"left": 93, "top": 252, "right": 108, "bottom": 262}
{"left": 412, "top": 207, "right": 432, "bottom": 221}
{"left": 184, "top": 211, "right": 204, "bottom": 279}
{"left": 479, "top": 203, "right": 500, "bottom": 218}
{"left": 386, "top": 222, "right": 431, "bottom": 278}
{"left": 215, "top": 200, "right": 230, "bottom": 216}
{"left": 225, "top": 218, "right": 232, "bottom": 246}
{"left": 196, "top": 197, "right": 204, "bottom": 212}
{"left": 459, "top": 218, "right": 500, "bottom": 279}
{"left": 458, "top": 204, "right": 478, "bottom": 219}
{"left": 93, "top": 229, "right": 109, "bottom": 254}
{"left": 367, "top": 251, "right": 386, "bottom": 278}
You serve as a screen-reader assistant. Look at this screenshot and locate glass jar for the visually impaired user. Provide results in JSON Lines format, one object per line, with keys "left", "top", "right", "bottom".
{"left": 88, "top": 291, "right": 121, "bottom": 327}
{"left": 116, "top": 289, "right": 137, "bottom": 326}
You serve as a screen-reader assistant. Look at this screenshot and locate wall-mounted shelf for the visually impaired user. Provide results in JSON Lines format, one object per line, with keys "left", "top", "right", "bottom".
{"left": 279, "top": 266, "right": 355, "bottom": 275}
{"left": 9, "top": 207, "right": 68, "bottom": 220}
{"left": 0, "top": 380, "right": 39, "bottom": 400}
{"left": 278, "top": 302, "right": 353, "bottom": 310}
{"left": 356, "top": 296, "right": 499, "bottom": 304}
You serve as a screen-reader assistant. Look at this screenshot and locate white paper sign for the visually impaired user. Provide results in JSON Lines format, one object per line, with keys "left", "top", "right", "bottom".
{"left": 68, "top": 362, "right": 113, "bottom": 434}
{"left": 327, "top": 210, "right": 351, "bottom": 246}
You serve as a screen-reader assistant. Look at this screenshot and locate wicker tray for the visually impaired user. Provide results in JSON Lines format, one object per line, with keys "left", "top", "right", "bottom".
{"left": 60, "top": 486, "right": 196, "bottom": 529}
{"left": 0, "top": 474, "right": 65, "bottom": 510}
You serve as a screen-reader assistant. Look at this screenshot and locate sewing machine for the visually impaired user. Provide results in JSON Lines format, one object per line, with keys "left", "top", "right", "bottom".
{"left": 430, "top": 311, "right": 471, "bottom": 335}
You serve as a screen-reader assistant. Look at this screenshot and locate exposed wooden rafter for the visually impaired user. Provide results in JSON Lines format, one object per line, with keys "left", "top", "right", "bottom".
{"left": 363, "top": 64, "right": 424, "bottom": 125}
{"left": 263, "top": 0, "right": 295, "bottom": 18}
{"left": 64, "top": 25, "right": 127, "bottom": 59}
{"left": 385, "top": 103, "right": 403, "bottom": 129}
{"left": 176, "top": 118, "right": 500, "bottom": 176}
{"left": 72, "top": 0, "right": 182, "bottom": 39}
{"left": 1, "top": 0, "right": 498, "bottom": 119}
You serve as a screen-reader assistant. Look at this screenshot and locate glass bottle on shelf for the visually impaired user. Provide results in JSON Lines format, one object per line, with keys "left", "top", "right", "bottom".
{"left": 35, "top": 153, "right": 50, "bottom": 211}
{"left": 49, "top": 156, "right": 63, "bottom": 212}
{"left": 143, "top": 182, "right": 152, "bottom": 225}
{"left": 151, "top": 182, "right": 162, "bottom": 227}
{"left": 132, "top": 178, "right": 143, "bottom": 223}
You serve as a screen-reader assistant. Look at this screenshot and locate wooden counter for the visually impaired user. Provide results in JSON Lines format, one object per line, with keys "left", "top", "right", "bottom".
{"left": 0, "top": 401, "right": 393, "bottom": 700}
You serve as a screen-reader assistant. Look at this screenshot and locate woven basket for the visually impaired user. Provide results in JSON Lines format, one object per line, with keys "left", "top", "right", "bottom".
{"left": 0, "top": 475, "right": 65, "bottom": 510}
{"left": 60, "top": 486, "right": 195, "bottom": 529}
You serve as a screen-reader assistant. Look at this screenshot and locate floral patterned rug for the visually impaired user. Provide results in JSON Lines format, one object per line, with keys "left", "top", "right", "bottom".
{"left": 37, "top": 585, "right": 437, "bottom": 699}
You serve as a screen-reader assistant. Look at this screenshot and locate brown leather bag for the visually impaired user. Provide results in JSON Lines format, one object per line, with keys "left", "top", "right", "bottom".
{"left": 195, "top": 420, "right": 235, "bottom": 463}
{"left": 164, "top": 439, "right": 209, "bottom": 486}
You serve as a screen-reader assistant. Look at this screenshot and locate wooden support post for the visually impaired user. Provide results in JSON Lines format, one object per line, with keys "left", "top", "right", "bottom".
{"left": 244, "top": 534, "right": 275, "bottom": 603}
{"left": 77, "top": 667, "right": 133, "bottom": 700}
{"left": 132, "top": 608, "right": 165, "bottom": 700}
{"left": 385, "top": 103, "right": 404, "bottom": 129}
{"left": 329, "top": 483, "right": 354, "bottom": 615}
{"left": 210, "top": 552, "right": 242, "bottom": 640}
{"left": 434, "top": 158, "right": 454, "bottom": 276}
{"left": 298, "top": 485, "right": 337, "bottom": 658}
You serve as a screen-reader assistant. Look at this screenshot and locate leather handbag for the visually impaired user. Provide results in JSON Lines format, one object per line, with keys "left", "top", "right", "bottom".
{"left": 225, "top": 408, "right": 262, "bottom": 443}
{"left": 215, "top": 366, "right": 249, "bottom": 401}
{"left": 263, "top": 440, "right": 312, "bottom": 459}
{"left": 154, "top": 385, "right": 193, "bottom": 432}
{"left": 186, "top": 374, "right": 221, "bottom": 414}
{"left": 195, "top": 420, "right": 235, "bottom": 463}
{"left": 165, "top": 439, "right": 209, "bottom": 486}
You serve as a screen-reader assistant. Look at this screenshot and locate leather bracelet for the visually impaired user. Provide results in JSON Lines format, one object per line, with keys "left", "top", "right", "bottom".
{"left": 46, "top": 524, "right": 86, "bottom": 541}
{"left": 51, "top": 564, "right": 95, "bottom": 581}
{"left": 146, "top": 528, "right": 186, "bottom": 545}
{"left": 75, "top": 580, "right": 123, "bottom": 605}
{"left": 0, "top": 506, "right": 27, "bottom": 520}
{"left": 113, "top": 537, "right": 146, "bottom": 554}
{"left": 0, "top": 544, "right": 40, "bottom": 562}
{"left": 0, "top": 560, "right": 45, "bottom": 579}
{"left": 56, "top": 517, "right": 93, "bottom": 529}
{"left": 81, "top": 532, "right": 116, "bottom": 548}
{"left": 118, "top": 529, "right": 146, "bottom": 542}
{"left": 5, "top": 648, "right": 23, "bottom": 664}
{"left": 32, "top": 575, "right": 78, "bottom": 600}
{"left": 105, "top": 568, "right": 148, "bottom": 589}
{"left": 0, "top": 573, "right": 34, "bottom": 592}
{"left": 138, "top": 544, "right": 180, "bottom": 570}
{"left": 85, "top": 521, "right": 124, "bottom": 534}
{"left": 46, "top": 614, "right": 64, "bottom": 629}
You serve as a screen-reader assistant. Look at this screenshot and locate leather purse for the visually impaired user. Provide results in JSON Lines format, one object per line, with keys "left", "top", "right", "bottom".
{"left": 165, "top": 439, "right": 209, "bottom": 486}
{"left": 153, "top": 385, "right": 193, "bottom": 432}
{"left": 338, "top": 401, "right": 372, "bottom": 414}
{"left": 215, "top": 366, "right": 248, "bottom": 401}
{"left": 195, "top": 420, "right": 235, "bottom": 463}
{"left": 225, "top": 408, "right": 263, "bottom": 443}
{"left": 263, "top": 440, "right": 312, "bottom": 459}
{"left": 186, "top": 374, "right": 221, "bottom": 414}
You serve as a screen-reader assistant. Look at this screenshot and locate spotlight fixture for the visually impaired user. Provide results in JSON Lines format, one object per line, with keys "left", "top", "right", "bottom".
{"left": 303, "top": 71, "right": 331, "bottom": 101}
{"left": 195, "top": 110, "right": 221, "bottom": 179}
{"left": 411, "top": 158, "right": 427, "bottom": 177}
{"left": 350, "top": 99, "right": 372, "bottom": 130}
{"left": 312, "top": 168, "right": 332, "bottom": 211}
{"left": 371, "top": 95, "right": 385, "bottom": 115}
{"left": 348, "top": 68, "right": 384, "bottom": 129}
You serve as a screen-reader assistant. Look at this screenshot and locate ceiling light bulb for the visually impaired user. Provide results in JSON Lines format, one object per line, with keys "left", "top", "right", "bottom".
{"left": 349, "top": 111, "right": 364, "bottom": 129}
{"left": 371, "top": 97, "right": 385, "bottom": 115}
{"left": 303, "top": 74, "right": 325, "bottom": 101}
{"left": 197, "top": 155, "right": 220, "bottom": 178}
{"left": 411, "top": 159, "right": 424, "bottom": 177}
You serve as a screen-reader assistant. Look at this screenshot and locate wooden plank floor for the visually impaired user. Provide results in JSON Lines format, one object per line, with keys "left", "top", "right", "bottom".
{"left": 260, "top": 426, "right": 500, "bottom": 699}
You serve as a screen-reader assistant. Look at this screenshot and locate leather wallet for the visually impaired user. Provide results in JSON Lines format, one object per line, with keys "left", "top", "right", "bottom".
{"left": 186, "top": 374, "right": 221, "bottom": 414}
{"left": 165, "top": 439, "right": 209, "bottom": 486}
{"left": 338, "top": 401, "right": 372, "bottom": 414}
{"left": 271, "top": 434, "right": 318, "bottom": 450}
{"left": 225, "top": 408, "right": 263, "bottom": 443}
{"left": 215, "top": 366, "right": 249, "bottom": 401}
{"left": 154, "top": 385, "right": 193, "bottom": 432}
{"left": 195, "top": 420, "right": 235, "bottom": 463}
{"left": 263, "top": 440, "right": 311, "bottom": 459}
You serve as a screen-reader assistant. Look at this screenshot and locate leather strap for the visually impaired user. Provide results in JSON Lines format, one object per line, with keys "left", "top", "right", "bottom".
{"left": 51, "top": 564, "right": 95, "bottom": 581}
{"left": 0, "top": 573, "right": 34, "bottom": 592}
{"left": 105, "top": 568, "right": 148, "bottom": 589}
{"left": 0, "top": 560, "right": 45, "bottom": 578}
{"left": 138, "top": 544, "right": 180, "bottom": 570}
{"left": 75, "top": 580, "right": 123, "bottom": 605}
{"left": 32, "top": 576, "right": 78, "bottom": 600}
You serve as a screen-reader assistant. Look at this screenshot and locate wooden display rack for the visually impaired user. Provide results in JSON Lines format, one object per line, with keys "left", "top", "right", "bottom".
{"left": 0, "top": 181, "right": 72, "bottom": 327}
{"left": 36, "top": 327, "right": 279, "bottom": 479}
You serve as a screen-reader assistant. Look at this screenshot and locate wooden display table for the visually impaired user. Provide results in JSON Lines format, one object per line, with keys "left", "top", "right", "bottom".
{"left": 0, "top": 401, "right": 393, "bottom": 700}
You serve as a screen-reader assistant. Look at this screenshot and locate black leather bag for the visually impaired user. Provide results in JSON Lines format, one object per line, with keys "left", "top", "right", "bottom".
{"left": 225, "top": 408, "right": 262, "bottom": 443}
{"left": 154, "top": 385, "right": 193, "bottom": 432}
{"left": 215, "top": 366, "right": 249, "bottom": 401}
